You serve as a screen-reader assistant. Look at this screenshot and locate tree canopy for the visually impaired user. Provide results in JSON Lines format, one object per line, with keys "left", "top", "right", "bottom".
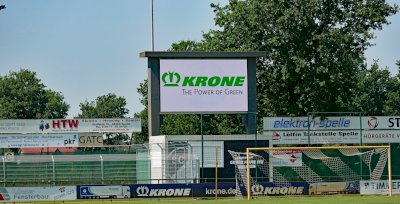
{"left": 78, "top": 93, "right": 129, "bottom": 118}
{"left": 204, "top": 0, "right": 397, "bottom": 117}
{"left": 0, "top": 69, "right": 69, "bottom": 119}
{"left": 78, "top": 93, "right": 130, "bottom": 145}
{"left": 352, "top": 60, "right": 400, "bottom": 115}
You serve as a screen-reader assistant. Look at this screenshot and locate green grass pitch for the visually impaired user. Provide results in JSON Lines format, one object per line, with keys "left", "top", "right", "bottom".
{"left": 11, "top": 195, "right": 400, "bottom": 204}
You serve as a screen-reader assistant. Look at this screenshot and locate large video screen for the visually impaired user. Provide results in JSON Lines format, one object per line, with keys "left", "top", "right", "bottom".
{"left": 160, "top": 59, "right": 248, "bottom": 113}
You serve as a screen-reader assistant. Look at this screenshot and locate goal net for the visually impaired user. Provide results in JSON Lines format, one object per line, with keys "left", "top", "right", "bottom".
{"left": 228, "top": 146, "right": 392, "bottom": 199}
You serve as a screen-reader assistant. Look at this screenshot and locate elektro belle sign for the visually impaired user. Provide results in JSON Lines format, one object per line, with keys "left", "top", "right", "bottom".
{"left": 160, "top": 59, "right": 248, "bottom": 113}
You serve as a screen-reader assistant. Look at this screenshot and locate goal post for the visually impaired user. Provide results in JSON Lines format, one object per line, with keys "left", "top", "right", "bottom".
{"left": 240, "top": 145, "right": 392, "bottom": 200}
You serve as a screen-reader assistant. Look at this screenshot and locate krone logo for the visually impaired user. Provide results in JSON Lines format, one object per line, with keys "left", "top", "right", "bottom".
{"left": 251, "top": 184, "right": 264, "bottom": 195}
{"left": 137, "top": 186, "right": 150, "bottom": 196}
{"left": 161, "top": 71, "right": 246, "bottom": 87}
{"left": 162, "top": 72, "right": 181, "bottom": 87}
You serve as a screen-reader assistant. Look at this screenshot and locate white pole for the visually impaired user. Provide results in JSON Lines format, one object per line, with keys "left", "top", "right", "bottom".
{"left": 151, "top": 0, "right": 154, "bottom": 51}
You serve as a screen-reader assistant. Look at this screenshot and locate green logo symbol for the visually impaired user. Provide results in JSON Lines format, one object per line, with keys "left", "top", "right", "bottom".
{"left": 162, "top": 72, "right": 181, "bottom": 86}
{"left": 162, "top": 71, "right": 246, "bottom": 87}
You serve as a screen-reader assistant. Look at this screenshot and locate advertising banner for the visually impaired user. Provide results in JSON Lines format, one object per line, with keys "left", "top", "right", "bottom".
{"left": 360, "top": 180, "right": 400, "bottom": 194}
{"left": 191, "top": 183, "right": 237, "bottom": 197}
{"left": 268, "top": 130, "right": 361, "bottom": 145}
{"left": 0, "top": 134, "right": 78, "bottom": 148}
{"left": 267, "top": 130, "right": 400, "bottom": 145}
{"left": 362, "top": 130, "right": 400, "bottom": 143}
{"left": 131, "top": 184, "right": 192, "bottom": 198}
{"left": 263, "top": 117, "right": 361, "bottom": 131}
{"left": 250, "top": 182, "right": 309, "bottom": 196}
{"left": 0, "top": 118, "right": 141, "bottom": 134}
{"left": 77, "top": 185, "right": 130, "bottom": 199}
{"left": 265, "top": 116, "right": 400, "bottom": 130}
{"left": 159, "top": 59, "right": 248, "bottom": 113}
{"left": 271, "top": 150, "right": 302, "bottom": 167}
{"left": 78, "top": 133, "right": 104, "bottom": 147}
{"left": 0, "top": 186, "right": 76, "bottom": 201}
{"left": 363, "top": 116, "right": 400, "bottom": 129}
{"left": 308, "top": 182, "right": 359, "bottom": 195}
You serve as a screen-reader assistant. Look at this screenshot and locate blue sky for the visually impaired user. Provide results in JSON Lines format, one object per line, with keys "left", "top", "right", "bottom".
{"left": 0, "top": 0, "right": 398, "bottom": 118}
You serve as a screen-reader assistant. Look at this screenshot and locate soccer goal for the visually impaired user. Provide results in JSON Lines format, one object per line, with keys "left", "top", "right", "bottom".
{"left": 229, "top": 145, "right": 392, "bottom": 199}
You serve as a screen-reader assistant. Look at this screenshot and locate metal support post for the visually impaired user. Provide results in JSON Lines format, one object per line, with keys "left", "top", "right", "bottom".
{"left": 201, "top": 114, "right": 204, "bottom": 182}
{"left": 2, "top": 157, "right": 5, "bottom": 187}
{"left": 215, "top": 146, "right": 218, "bottom": 199}
{"left": 100, "top": 155, "right": 104, "bottom": 184}
{"left": 51, "top": 156, "right": 55, "bottom": 185}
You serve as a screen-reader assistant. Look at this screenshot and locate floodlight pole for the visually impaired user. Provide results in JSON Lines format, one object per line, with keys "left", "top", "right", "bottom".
{"left": 150, "top": 0, "right": 154, "bottom": 51}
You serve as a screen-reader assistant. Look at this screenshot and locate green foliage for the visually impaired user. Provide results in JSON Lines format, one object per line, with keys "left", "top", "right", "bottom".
{"left": 169, "top": 40, "right": 204, "bottom": 52}
{"left": 0, "top": 69, "right": 69, "bottom": 119}
{"left": 132, "top": 81, "right": 148, "bottom": 144}
{"left": 160, "top": 114, "right": 200, "bottom": 135}
{"left": 207, "top": 0, "right": 397, "bottom": 117}
{"left": 384, "top": 61, "right": 400, "bottom": 115}
{"left": 132, "top": 108, "right": 148, "bottom": 144}
{"left": 207, "top": 114, "right": 245, "bottom": 135}
{"left": 352, "top": 61, "right": 400, "bottom": 115}
{"left": 78, "top": 93, "right": 129, "bottom": 145}
{"left": 78, "top": 93, "right": 128, "bottom": 118}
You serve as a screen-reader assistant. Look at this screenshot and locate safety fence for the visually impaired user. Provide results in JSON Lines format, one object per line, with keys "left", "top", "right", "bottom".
{"left": 0, "top": 153, "right": 199, "bottom": 187}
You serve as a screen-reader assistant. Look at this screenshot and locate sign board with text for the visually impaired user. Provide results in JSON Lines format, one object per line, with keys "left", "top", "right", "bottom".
{"left": 264, "top": 117, "right": 361, "bottom": 130}
{"left": 160, "top": 59, "right": 248, "bottom": 113}
{"left": 0, "top": 134, "right": 78, "bottom": 148}
{"left": 264, "top": 116, "right": 400, "bottom": 144}
{"left": 360, "top": 180, "right": 400, "bottom": 194}
{"left": 78, "top": 133, "right": 104, "bottom": 147}
{"left": 0, "top": 118, "right": 141, "bottom": 134}
{"left": 0, "top": 186, "right": 76, "bottom": 201}
{"left": 363, "top": 116, "right": 400, "bottom": 129}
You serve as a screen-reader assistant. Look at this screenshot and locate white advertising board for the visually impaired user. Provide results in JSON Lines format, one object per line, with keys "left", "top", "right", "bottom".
{"left": 78, "top": 133, "right": 104, "bottom": 147}
{"left": 229, "top": 154, "right": 264, "bottom": 169}
{"left": 268, "top": 130, "right": 361, "bottom": 145}
{"left": 0, "top": 134, "right": 78, "bottom": 148}
{"left": 363, "top": 116, "right": 400, "bottom": 129}
{"left": 263, "top": 117, "right": 361, "bottom": 130}
{"left": 362, "top": 130, "right": 400, "bottom": 143}
{"left": 271, "top": 150, "right": 302, "bottom": 167}
{"left": 0, "top": 118, "right": 141, "bottom": 134}
{"left": 265, "top": 116, "right": 400, "bottom": 144}
{"left": 0, "top": 186, "right": 77, "bottom": 201}
{"left": 160, "top": 59, "right": 248, "bottom": 113}
{"left": 268, "top": 130, "right": 400, "bottom": 145}
{"left": 360, "top": 180, "right": 400, "bottom": 195}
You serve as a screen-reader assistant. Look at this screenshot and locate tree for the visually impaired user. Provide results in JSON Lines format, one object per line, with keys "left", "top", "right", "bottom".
{"left": 204, "top": 0, "right": 397, "bottom": 117}
{"left": 78, "top": 93, "right": 129, "bottom": 145}
{"left": 382, "top": 60, "right": 400, "bottom": 115}
{"left": 0, "top": 69, "right": 69, "bottom": 119}
{"left": 78, "top": 93, "right": 129, "bottom": 118}
{"left": 132, "top": 80, "right": 149, "bottom": 144}
{"left": 352, "top": 61, "right": 399, "bottom": 115}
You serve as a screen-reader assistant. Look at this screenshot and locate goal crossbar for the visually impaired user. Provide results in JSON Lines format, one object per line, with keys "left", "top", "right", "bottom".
{"left": 245, "top": 145, "right": 392, "bottom": 200}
